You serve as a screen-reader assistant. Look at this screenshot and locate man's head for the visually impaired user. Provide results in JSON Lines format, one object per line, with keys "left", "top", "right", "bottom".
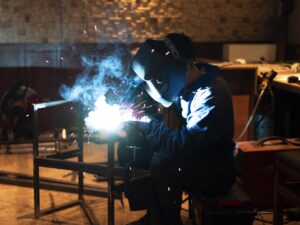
{"left": 131, "top": 33, "right": 195, "bottom": 107}
{"left": 164, "top": 33, "right": 195, "bottom": 63}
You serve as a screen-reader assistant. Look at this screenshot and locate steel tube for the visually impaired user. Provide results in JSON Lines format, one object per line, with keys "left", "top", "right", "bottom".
{"left": 32, "top": 106, "right": 40, "bottom": 218}
{"left": 108, "top": 138, "right": 115, "bottom": 225}
{"left": 33, "top": 99, "right": 74, "bottom": 111}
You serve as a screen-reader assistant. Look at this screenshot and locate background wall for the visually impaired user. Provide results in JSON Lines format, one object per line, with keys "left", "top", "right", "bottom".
{"left": 288, "top": 0, "right": 300, "bottom": 44}
{"left": 0, "top": 0, "right": 274, "bottom": 43}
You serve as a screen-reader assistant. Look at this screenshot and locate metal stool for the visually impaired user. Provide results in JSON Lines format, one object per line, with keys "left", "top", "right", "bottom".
{"left": 273, "top": 150, "right": 300, "bottom": 225}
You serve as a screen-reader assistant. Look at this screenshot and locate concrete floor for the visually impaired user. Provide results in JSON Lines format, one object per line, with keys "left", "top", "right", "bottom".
{"left": 0, "top": 141, "right": 192, "bottom": 225}
{"left": 0, "top": 141, "right": 299, "bottom": 225}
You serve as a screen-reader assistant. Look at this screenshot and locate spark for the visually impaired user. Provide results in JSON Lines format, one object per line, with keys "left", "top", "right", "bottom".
{"left": 58, "top": 52, "right": 146, "bottom": 132}
{"left": 165, "top": 51, "right": 170, "bottom": 56}
{"left": 83, "top": 30, "right": 87, "bottom": 35}
{"left": 167, "top": 187, "right": 171, "bottom": 191}
{"left": 178, "top": 167, "right": 181, "bottom": 172}
{"left": 84, "top": 96, "right": 150, "bottom": 131}
{"left": 60, "top": 56, "right": 64, "bottom": 61}
{"left": 142, "top": 104, "right": 155, "bottom": 109}
{"left": 94, "top": 25, "right": 98, "bottom": 32}
{"left": 85, "top": 96, "right": 136, "bottom": 131}
{"left": 45, "top": 59, "right": 50, "bottom": 63}
{"left": 151, "top": 49, "right": 155, "bottom": 53}
{"left": 131, "top": 100, "right": 146, "bottom": 110}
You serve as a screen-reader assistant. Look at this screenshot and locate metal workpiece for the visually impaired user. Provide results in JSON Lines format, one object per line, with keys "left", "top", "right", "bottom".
{"left": 0, "top": 99, "right": 150, "bottom": 224}
{"left": 32, "top": 100, "right": 99, "bottom": 224}
{"left": 31, "top": 99, "right": 131, "bottom": 225}
{"left": 108, "top": 139, "right": 115, "bottom": 225}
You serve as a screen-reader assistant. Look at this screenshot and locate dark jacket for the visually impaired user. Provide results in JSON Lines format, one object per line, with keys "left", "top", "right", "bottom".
{"left": 139, "top": 63, "right": 235, "bottom": 159}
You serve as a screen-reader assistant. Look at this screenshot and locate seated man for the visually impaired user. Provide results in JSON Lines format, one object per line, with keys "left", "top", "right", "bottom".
{"left": 123, "top": 33, "right": 237, "bottom": 225}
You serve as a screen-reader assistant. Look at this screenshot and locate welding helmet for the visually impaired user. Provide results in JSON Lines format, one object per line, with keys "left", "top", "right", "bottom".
{"left": 131, "top": 39, "right": 187, "bottom": 107}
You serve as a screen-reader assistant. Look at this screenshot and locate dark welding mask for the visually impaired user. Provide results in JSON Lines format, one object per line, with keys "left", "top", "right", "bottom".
{"left": 131, "top": 39, "right": 186, "bottom": 107}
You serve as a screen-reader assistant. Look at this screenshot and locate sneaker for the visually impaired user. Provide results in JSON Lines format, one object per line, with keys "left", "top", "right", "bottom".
{"left": 126, "top": 213, "right": 150, "bottom": 225}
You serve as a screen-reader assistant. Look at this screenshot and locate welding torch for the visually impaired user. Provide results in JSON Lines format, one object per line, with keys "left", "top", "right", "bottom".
{"left": 236, "top": 70, "right": 277, "bottom": 141}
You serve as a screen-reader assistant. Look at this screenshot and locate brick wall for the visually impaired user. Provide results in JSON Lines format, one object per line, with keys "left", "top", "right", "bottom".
{"left": 0, "top": 0, "right": 274, "bottom": 43}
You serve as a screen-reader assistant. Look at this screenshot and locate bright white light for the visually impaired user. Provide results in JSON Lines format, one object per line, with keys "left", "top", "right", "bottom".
{"left": 84, "top": 96, "right": 136, "bottom": 131}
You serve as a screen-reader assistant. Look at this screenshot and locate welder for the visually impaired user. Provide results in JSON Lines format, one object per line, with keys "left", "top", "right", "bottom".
{"left": 0, "top": 80, "right": 40, "bottom": 140}
{"left": 123, "top": 33, "right": 237, "bottom": 225}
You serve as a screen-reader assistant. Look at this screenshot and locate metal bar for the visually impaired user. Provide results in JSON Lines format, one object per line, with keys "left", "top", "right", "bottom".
{"left": 97, "top": 163, "right": 150, "bottom": 178}
{"left": 0, "top": 137, "right": 58, "bottom": 145}
{"left": 33, "top": 99, "right": 74, "bottom": 111}
{"left": 35, "top": 157, "right": 113, "bottom": 175}
{"left": 32, "top": 106, "right": 40, "bottom": 218}
{"left": 17, "top": 200, "right": 81, "bottom": 220}
{"left": 35, "top": 157, "right": 147, "bottom": 178}
{"left": 80, "top": 200, "right": 101, "bottom": 225}
{"left": 46, "top": 148, "right": 81, "bottom": 159}
{"left": 39, "top": 200, "right": 80, "bottom": 217}
{"left": 78, "top": 110, "right": 84, "bottom": 201}
{"left": 108, "top": 138, "right": 115, "bottom": 225}
{"left": 0, "top": 171, "right": 110, "bottom": 198}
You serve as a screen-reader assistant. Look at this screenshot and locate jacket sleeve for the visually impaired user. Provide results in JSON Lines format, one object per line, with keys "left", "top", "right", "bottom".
{"left": 137, "top": 103, "right": 217, "bottom": 155}
{"left": 137, "top": 84, "right": 233, "bottom": 156}
{"left": 137, "top": 118, "right": 192, "bottom": 155}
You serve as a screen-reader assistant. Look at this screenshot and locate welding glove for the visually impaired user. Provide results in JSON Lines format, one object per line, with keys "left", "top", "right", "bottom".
{"left": 119, "top": 120, "right": 149, "bottom": 150}
{"left": 122, "top": 120, "right": 151, "bottom": 134}
{"left": 121, "top": 114, "right": 150, "bottom": 131}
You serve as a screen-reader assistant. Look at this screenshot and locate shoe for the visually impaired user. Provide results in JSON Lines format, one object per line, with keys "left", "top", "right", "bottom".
{"left": 126, "top": 213, "right": 150, "bottom": 225}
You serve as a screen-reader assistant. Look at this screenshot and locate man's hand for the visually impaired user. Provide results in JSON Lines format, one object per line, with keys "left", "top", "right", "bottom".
{"left": 118, "top": 119, "right": 151, "bottom": 141}
{"left": 117, "top": 121, "right": 140, "bottom": 144}
{"left": 122, "top": 121, "right": 137, "bottom": 132}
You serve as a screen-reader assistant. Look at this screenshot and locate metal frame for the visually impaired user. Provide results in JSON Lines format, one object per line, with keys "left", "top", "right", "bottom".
{"left": 0, "top": 99, "right": 149, "bottom": 224}
{"left": 0, "top": 126, "right": 62, "bottom": 154}
{"left": 32, "top": 100, "right": 116, "bottom": 225}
